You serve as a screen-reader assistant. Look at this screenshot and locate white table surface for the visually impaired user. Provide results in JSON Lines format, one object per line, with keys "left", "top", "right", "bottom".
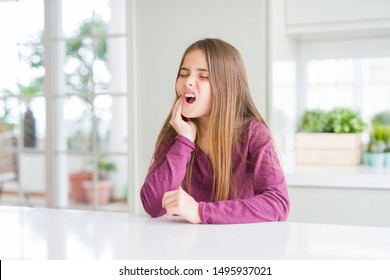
{"left": 1, "top": 206, "right": 390, "bottom": 260}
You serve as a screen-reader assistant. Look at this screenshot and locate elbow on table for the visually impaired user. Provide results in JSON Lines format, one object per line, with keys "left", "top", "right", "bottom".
{"left": 146, "top": 209, "right": 165, "bottom": 218}
{"left": 277, "top": 194, "right": 290, "bottom": 222}
{"left": 261, "top": 188, "right": 290, "bottom": 222}
{"left": 264, "top": 189, "right": 290, "bottom": 222}
{"left": 278, "top": 206, "right": 289, "bottom": 222}
{"left": 140, "top": 192, "right": 165, "bottom": 218}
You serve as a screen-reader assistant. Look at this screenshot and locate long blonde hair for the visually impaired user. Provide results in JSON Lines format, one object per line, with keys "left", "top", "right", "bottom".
{"left": 153, "top": 38, "right": 268, "bottom": 201}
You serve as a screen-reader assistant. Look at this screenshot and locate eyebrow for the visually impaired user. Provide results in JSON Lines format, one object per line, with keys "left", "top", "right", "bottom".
{"left": 180, "top": 67, "right": 209, "bottom": 72}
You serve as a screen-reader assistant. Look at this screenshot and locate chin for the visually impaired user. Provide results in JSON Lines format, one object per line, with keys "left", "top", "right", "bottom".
{"left": 181, "top": 110, "right": 193, "bottom": 119}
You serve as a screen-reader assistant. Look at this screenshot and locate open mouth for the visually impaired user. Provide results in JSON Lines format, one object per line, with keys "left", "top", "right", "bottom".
{"left": 184, "top": 93, "right": 196, "bottom": 104}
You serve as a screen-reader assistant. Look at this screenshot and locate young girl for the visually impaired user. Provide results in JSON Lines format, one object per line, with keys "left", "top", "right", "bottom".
{"left": 140, "top": 38, "right": 289, "bottom": 224}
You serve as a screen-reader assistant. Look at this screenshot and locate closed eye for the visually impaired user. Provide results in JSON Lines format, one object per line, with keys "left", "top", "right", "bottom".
{"left": 179, "top": 68, "right": 189, "bottom": 77}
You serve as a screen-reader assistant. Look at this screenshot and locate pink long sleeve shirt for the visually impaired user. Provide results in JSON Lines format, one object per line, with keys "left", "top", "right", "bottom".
{"left": 140, "top": 120, "right": 290, "bottom": 224}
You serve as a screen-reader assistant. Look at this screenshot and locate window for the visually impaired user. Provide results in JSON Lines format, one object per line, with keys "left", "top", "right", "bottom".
{"left": 0, "top": 0, "right": 130, "bottom": 212}
{"left": 271, "top": 61, "right": 297, "bottom": 155}
{"left": 54, "top": 0, "right": 129, "bottom": 211}
{"left": 303, "top": 57, "right": 390, "bottom": 124}
{"left": 0, "top": 0, "right": 46, "bottom": 206}
{"left": 272, "top": 38, "right": 390, "bottom": 159}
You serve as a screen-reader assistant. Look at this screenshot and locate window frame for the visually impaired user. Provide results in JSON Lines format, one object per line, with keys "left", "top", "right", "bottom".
{"left": 45, "top": 0, "right": 135, "bottom": 212}
{"left": 297, "top": 37, "right": 390, "bottom": 120}
{"left": 0, "top": 0, "right": 136, "bottom": 213}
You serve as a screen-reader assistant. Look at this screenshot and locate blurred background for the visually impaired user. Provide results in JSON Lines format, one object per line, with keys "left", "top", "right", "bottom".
{"left": 0, "top": 0, "right": 389, "bottom": 227}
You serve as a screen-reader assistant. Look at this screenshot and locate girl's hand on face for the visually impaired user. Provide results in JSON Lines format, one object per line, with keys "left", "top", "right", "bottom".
{"left": 170, "top": 99, "right": 196, "bottom": 142}
{"left": 162, "top": 186, "right": 201, "bottom": 224}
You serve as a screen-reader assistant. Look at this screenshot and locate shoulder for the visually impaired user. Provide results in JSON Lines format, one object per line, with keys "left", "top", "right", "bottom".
{"left": 246, "top": 119, "right": 271, "bottom": 141}
{"left": 242, "top": 119, "right": 273, "bottom": 155}
{"left": 247, "top": 119, "right": 269, "bottom": 133}
{"left": 232, "top": 119, "right": 274, "bottom": 164}
{"left": 234, "top": 119, "right": 271, "bottom": 153}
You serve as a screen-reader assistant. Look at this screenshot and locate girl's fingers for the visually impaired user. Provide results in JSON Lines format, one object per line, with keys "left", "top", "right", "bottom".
{"left": 166, "top": 206, "right": 180, "bottom": 216}
{"left": 170, "top": 100, "right": 181, "bottom": 128}
{"left": 169, "top": 99, "right": 197, "bottom": 142}
{"left": 162, "top": 194, "right": 174, "bottom": 208}
{"left": 171, "top": 99, "right": 182, "bottom": 122}
{"left": 163, "top": 188, "right": 201, "bottom": 223}
{"left": 162, "top": 188, "right": 181, "bottom": 208}
{"left": 163, "top": 198, "right": 181, "bottom": 216}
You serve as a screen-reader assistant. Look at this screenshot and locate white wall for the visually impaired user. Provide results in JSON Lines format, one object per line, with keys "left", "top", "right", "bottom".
{"left": 288, "top": 186, "right": 390, "bottom": 228}
{"left": 132, "top": 0, "right": 269, "bottom": 213}
{"left": 285, "top": 0, "right": 390, "bottom": 40}
{"left": 269, "top": 0, "right": 298, "bottom": 154}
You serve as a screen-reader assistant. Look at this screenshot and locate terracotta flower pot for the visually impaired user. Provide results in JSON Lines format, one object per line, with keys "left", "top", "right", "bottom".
{"left": 82, "top": 180, "right": 113, "bottom": 206}
{"left": 69, "top": 172, "right": 92, "bottom": 203}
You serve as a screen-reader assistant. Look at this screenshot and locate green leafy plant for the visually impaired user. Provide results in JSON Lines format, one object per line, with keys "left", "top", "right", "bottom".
{"left": 328, "top": 107, "right": 365, "bottom": 133}
{"left": 372, "top": 125, "right": 387, "bottom": 141}
{"left": 299, "top": 109, "right": 331, "bottom": 132}
{"left": 97, "top": 157, "right": 117, "bottom": 180}
{"left": 372, "top": 111, "right": 390, "bottom": 126}
{"left": 385, "top": 129, "right": 390, "bottom": 152}
{"left": 299, "top": 108, "right": 365, "bottom": 133}
{"left": 369, "top": 111, "right": 390, "bottom": 153}
{"left": 367, "top": 125, "right": 390, "bottom": 153}
{"left": 367, "top": 136, "right": 386, "bottom": 153}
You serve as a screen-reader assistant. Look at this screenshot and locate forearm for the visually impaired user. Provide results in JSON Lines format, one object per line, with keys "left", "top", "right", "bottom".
{"left": 199, "top": 187, "right": 290, "bottom": 224}
{"left": 140, "top": 136, "right": 195, "bottom": 217}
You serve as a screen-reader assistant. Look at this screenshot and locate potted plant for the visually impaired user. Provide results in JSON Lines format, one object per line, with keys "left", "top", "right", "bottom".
{"left": 82, "top": 158, "right": 117, "bottom": 206}
{"left": 68, "top": 169, "right": 93, "bottom": 204}
{"left": 373, "top": 111, "right": 390, "bottom": 166}
{"left": 1, "top": 33, "right": 43, "bottom": 148}
{"left": 327, "top": 107, "right": 366, "bottom": 133}
{"left": 2, "top": 86, "right": 39, "bottom": 149}
{"left": 298, "top": 109, "right": 331, "bottom": 133}
{"left": 296, "top": 107, "right": 365, "bottom": 165}
{"left": 69, "top": 157, "right": 116, "bottom": 205}
{"left": 364, "top": 134, "right": 386, "bottom": 167}
{"left": 363, "top": 112, "right": 390, "bottom": 167}
{"left": 386, "top": 139, "right": 390, "bottom": 167}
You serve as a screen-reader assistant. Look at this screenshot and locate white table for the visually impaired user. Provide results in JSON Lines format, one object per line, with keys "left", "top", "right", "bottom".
{"left": 1, "top": 206, "right": 390, "bottom": 260}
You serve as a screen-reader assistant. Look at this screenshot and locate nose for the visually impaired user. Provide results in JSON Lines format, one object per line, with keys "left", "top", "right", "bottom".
{"left": 186, "top": 77, "right": 195, "bottom": 87}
